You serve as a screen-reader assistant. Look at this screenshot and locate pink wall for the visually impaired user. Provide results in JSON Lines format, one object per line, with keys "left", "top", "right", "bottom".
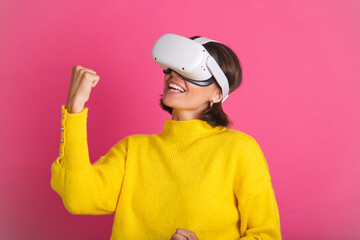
{"left": 0, "top": 0, "right": 359, "bottom": 239}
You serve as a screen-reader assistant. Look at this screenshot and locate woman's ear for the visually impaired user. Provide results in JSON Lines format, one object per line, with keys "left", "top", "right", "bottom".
{"left": 212, "top": 88, "right": 223, "bottom": 103}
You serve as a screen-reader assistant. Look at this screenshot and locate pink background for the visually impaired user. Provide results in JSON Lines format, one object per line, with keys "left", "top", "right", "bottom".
{"left": 1, "top": 0, "right": 359, "bottom": 239}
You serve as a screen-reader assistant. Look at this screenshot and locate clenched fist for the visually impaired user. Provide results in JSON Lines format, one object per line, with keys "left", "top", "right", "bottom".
{"left": 66, "top": 65, "right": 100, "bottom": 113}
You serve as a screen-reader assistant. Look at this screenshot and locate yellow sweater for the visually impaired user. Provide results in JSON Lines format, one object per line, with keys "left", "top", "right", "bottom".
{"left": 51, "top": 105, "right": 282, "bottom": 240}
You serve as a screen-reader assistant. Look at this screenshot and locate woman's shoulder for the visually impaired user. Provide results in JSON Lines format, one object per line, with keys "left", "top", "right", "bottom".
{"left": 225, "top": 129, "right": 271, "bottom": 182}
{"left": 108, "top": 133, "right": 156, "bottom": 151}
{"left": 116, "top": 133, "right": 158, "bottom": 143}
{"left": 220, "top": 128, "right": 267, "bottom": 157}
{"left": 221, "top": 128, "right": 258, "bottom": 145}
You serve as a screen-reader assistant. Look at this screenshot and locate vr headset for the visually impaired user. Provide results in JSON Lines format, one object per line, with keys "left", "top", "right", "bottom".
{"left": 151, "top": 33, "right": 230, "bottom": 103}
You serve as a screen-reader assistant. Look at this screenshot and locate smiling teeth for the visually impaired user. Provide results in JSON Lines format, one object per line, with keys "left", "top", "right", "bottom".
{"left": 169, "top": 83, "right": 185, "bottom": 92}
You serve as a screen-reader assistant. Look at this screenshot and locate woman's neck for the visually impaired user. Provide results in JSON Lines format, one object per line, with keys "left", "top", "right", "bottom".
{"left": 171, "top": 107, "right": 206, "bottom": 121}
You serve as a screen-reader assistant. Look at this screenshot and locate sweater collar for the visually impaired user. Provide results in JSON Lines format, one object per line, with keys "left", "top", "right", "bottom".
{"left": 159, "top": 118, "right": 226, "bottom": 140}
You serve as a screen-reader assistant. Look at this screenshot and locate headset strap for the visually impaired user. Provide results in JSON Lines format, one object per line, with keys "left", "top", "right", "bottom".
{"left": 193, "top": 37, "right": 219, "bottom": 45}
{"left": 193, "top": 37, "right": 230, "bottom": 103}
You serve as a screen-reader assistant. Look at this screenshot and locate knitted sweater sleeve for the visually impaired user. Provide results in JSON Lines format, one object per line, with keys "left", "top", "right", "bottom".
{"left": 234, "top": 136, "right": 282, "bottom": 239}
{"left": 50, "top": 105, "right": 127, "bottom": 215}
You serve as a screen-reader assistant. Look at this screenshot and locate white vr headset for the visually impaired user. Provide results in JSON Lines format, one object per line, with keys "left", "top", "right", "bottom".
{"left": 151, "top": 33, "right": 230, "bottom": 103}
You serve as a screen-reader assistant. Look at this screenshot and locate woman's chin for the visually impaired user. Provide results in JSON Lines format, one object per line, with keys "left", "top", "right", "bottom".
{"left": 162, "top": 97, "right": 174, "bottom": 107}
{"left": 162, "top": 96, "right": 182, "bottom": 108}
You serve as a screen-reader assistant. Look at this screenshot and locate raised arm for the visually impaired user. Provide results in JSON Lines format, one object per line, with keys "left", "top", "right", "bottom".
{"left": 50, "top": 105, "right": 128, "bottom": 215}
{"left": 51, "top": 65, "right": 127, "bottom": 215}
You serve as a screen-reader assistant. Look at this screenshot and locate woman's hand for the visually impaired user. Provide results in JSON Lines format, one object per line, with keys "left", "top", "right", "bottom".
{"left": 170, "top": 228, "right": 199, "bottom": 240}
{"left": 66, "top": 65, "right": 100, "bottom": 113}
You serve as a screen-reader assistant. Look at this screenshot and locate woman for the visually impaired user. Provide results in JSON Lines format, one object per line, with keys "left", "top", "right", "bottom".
{"left": 51, "top": 34, "right": 282, "bottom": 240}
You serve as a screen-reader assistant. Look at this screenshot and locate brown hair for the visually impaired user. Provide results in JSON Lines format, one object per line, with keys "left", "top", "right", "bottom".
{"left": 159, "top": 35, "right": 243, "bottom": 128}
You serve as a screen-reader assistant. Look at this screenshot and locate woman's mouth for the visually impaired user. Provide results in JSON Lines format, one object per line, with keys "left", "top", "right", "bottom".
{"left": 167, "top": 82, "right": 186, "bottom": 94}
